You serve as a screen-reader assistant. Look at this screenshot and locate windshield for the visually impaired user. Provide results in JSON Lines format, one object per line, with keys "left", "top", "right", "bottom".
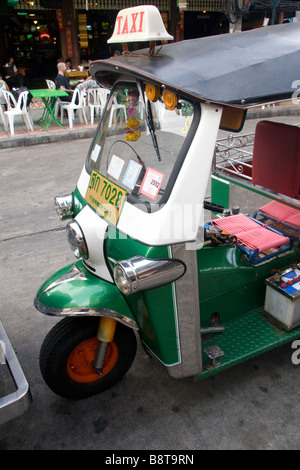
{"left": 86, "top": 82, "right": 197, "bottom": 208}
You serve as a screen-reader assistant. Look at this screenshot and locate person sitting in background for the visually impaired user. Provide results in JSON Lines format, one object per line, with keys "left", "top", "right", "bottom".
{"left": 76, "top": 75, "right": 100, "bottom": 91}
{"left": 65, "top": 58, "right": 72, "bottom": 70}
{"left": 55, "top": 62, "right": 73, "bottom": 103}
{"left": 3, "top": 57, "right": 23, "bottom": 88}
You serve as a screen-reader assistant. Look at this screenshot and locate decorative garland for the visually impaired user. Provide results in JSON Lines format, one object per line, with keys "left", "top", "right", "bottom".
{"left": 125, "top": 91, "right": 141, "bottom": 142}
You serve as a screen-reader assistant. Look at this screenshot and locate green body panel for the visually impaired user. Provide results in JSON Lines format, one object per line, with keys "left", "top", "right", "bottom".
{"left": 73, "top": 186, "right": 86, "bottom": 216}
{"left": 211, "top": 174, "right": 230, "bottom": 210}
{"left": 122, "top": 284, "right": 179, "bottom": 365}
{"left": 35, "top": 260, "right": 135, "bottom": 324}
{"left": 197, "top": 244, "right": 300, "bottom": 328}
{"left": 105, "top": 225, "right": 180, "bottom": 366}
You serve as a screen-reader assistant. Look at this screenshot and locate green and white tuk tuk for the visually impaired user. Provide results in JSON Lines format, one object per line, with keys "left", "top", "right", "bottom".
{"left": 34, "top": 6, "right": 300, "bottom": 399}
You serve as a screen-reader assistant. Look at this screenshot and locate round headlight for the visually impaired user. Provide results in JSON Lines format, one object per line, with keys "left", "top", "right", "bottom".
{"left": 113, "top": 256, "right": 186, "bottom": 296}
{"left": 113, "top": 264, "right": 136, "bottom": 295}
{"left": 66, "top": 221, "right": 88, "bottom": 260}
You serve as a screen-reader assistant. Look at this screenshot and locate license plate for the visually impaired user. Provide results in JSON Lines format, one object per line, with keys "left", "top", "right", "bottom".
{"left": 85, "top": 170, "right": 127, "bottom": 224}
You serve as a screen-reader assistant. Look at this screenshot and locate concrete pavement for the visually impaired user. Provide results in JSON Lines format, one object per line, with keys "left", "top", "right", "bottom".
{"left": 0, "top": 111, "right": 300, "bottom": 450}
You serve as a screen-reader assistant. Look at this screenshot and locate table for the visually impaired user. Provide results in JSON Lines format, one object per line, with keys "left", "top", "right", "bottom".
{"left": 65, "top": 70, "right": 88, "bottom": 79}
{"left": 66, "top": 70, "right": 89, "bottom": 88}
{"left": 30, "top": 88, "right": 69, "bottom": 130}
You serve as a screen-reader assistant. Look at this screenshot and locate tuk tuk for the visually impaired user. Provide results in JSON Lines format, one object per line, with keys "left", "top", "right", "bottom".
{"left": 34, "top": 5, "right": 300, "bottom": 399}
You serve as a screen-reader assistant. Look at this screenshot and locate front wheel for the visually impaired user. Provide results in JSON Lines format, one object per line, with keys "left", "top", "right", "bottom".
{"left": 39, "top": 317, "right": 137, "bottom": 399}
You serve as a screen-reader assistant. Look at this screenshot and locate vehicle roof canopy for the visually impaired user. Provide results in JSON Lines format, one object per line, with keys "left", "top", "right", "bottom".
{"left": 90, "top": 22, "right": 300, "bottom": 108}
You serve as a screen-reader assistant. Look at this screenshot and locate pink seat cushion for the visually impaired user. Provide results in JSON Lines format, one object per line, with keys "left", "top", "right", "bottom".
{"left": 212, "top": 214, "right": 290, "bottom": 252}
{"left": 237, "top": 228, "right": 289, "bottom": 252}
{"left": 259, "top": 201, "right": 300, "bottom": 229}
{"left": 285, "top": 213, "right": 300, "bottom": 229}
{"left": 252, "top": 121, "right": 300, "bottom": 198}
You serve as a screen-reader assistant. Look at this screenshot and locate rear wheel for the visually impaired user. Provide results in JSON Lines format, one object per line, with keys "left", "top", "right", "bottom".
{"left": 39, "top": 317, "right": 137, "bottom": 399}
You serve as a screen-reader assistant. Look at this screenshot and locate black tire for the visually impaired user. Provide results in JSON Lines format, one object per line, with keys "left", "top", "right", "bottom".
{"left": 39, "top": 317, "right": 137, "bottom": 399}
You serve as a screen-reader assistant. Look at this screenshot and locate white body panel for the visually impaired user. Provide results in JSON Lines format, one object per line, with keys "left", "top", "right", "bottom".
{"left": 75, "top": 205, "right": 112, "bottom": 282}
{"left": 77, "top": 103, "right": 222, "bottom": 246}
{"left": 77, "top": 163, "right": 91, "bottom": 196}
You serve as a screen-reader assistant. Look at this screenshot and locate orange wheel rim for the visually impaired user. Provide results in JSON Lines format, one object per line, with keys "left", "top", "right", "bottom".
{"left": 66, "top": 338, "right": 119, "bottom": 383}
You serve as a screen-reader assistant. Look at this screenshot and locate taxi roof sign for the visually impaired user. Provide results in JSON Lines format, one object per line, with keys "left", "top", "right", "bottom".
{"left": 108, "top": 5, "right": 173, "bottom": 44}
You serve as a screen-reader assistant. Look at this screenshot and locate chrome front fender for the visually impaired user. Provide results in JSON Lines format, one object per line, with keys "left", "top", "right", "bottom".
{"left": 34, "top": 261, "right": 138, "bottom": 330}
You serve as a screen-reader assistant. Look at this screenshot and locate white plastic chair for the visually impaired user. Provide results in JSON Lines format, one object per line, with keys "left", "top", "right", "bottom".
{"left": 45, "top": 79, "right": 55, "bottom": 89}
{"left": 108, "top": 96, "right": 127, "bottom": 127}
{"left": 87, "top": 88, "right": 109, "bottom": 124}
{"left": 60, "top": 88, "right": 88, "bottom": 129}
{"left": 98, "top": 88, "right": 110, "bottom": 112}
{"left": 45, "top": 79, "right": 61, "bottom": 118}
{"left": 3, "top": 90, "right": 33, "bottom": 136}
{"left": 87, "top": 88, "right": 101, "bottom": 125}
{"left": 0, "top": 82, "right": 6, "bottom": 126}
{"left": 0, "top": 105, "right": 4, "bottom": 126}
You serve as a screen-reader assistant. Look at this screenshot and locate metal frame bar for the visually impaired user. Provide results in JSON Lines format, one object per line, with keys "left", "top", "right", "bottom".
{"left": 0, "top": 320, "right": 32, "bottom": 425}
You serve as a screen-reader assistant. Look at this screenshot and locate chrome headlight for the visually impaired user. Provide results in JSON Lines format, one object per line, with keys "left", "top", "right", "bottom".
{"left": 54, "top": 194, "right": 73, "bottom": 220}
{"left": 113, "top": 256, "right": 185, "bottom": 295}
{"left": 66, "top": 221, "right": 88, "bottom": 260}
{"left": 113, "top": 264, "right": 135, "bottom": 296}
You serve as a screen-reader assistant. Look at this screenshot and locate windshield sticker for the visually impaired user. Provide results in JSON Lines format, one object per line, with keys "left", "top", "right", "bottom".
{"left": 90, "top": 143, "right": 101, "bottom": 162}
{"left": 107, "top": 154, "right": 125, "bottom": 180}
{"left": 139, "top": 168, "right": 164, "bottom": 200}
{"left": 122, "top": 159, "right": 143, "bottom": 190}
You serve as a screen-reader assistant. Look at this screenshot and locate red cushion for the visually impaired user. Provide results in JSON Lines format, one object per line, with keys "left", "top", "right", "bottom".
{"left": 252, "top": 121, "right": 300, "bottom": 198}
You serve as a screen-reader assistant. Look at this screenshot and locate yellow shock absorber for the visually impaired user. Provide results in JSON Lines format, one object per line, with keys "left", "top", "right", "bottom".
{"left": 93, "top": 317, "right": 117, "bottom": 374}
{"left": 97, "top": 317, "right": 117, "bottom": 343}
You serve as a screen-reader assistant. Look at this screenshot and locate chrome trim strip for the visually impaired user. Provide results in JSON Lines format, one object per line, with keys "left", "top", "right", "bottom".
{"left": 170, "top": 278, "right": 181, "bottom": 364}
{"left": 140, "top": 245, "right": 202, "bottom": 372}
{"left": 166, "top": 243, "right": 202, "bottom": 378}
{"left": 34, "top": 299, "right": 139, "bottom": 330}
{"left": 140, "top": 341, "right": 181, "bottom": 367}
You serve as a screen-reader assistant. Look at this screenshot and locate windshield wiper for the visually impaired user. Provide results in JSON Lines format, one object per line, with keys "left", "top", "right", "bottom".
{"left": 137, "top": 81, "right": 161, "bottom": 161}
{"left": 147, "top": 100, "right": 161, "bottom": 161}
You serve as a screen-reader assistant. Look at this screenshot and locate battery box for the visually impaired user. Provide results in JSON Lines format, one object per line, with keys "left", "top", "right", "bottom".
{"left": 265, "top": 264, "right": 300, "bottom": 330}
